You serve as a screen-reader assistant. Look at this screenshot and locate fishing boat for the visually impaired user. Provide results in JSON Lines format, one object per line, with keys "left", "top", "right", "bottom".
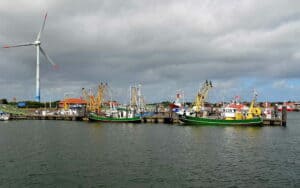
{"left": 179, "top": 115, "right": 262, "bottom": 126}
{"left": 277, "top": 102, "right": 295, "bottom": 112}
{"left": 0, "top": 111, "right": 10, "bottom": 121}
{"left": 89, "top": 112, "right": 141, "bottom": 123}
{"left": 169, "top": 89, "right": 186, "bottom": 115}
{"left": 180, "top": 103, "right": 263, "bottom": 126}
{"left": 180, "top": 81, "right": 263, "bottom": 126}
{"left": 83, "top": 83, "right": 142, "bottom": 123}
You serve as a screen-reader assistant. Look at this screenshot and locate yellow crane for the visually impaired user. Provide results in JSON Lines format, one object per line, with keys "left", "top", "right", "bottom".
{"left": 95, "top": 83, "right": 108, "bottom": 113}
{"left": 82, "top": 88, "right": 94, "bottom": 112}
{"left": 246, "top": 92, "right": 262, "bottom": 119}
{"left": 82, "top": 83, "right": 108, "bottom": 113}
{"left": 194, "top": 80, "right": 213, "bottom": 112}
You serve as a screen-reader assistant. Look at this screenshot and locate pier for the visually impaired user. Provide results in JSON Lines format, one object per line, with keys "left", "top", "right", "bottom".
{"left": 6, "top": 108, "right": 288, "bottom": 126}
{"left": 142, "top": 116, "right": 285, "bottom": 126}
{"left": 141, "top": 112, "right": 286, "bottom": 126}
{"left": 10, "top": 114, "right": 85, "bottom": 121}
{"left": 9, "top": 114, "right": 285, "bottom": 126}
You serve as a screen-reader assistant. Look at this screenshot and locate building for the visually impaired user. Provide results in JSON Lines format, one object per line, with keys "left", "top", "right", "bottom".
{"left": 59, "top": 98, "right": 87, "bottom": 109}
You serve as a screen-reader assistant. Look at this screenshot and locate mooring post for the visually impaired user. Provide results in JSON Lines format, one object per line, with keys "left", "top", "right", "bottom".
{"left": 274, "top": 105, "right": 278, "bottom": 118}
{"left": 281, "top": 106, "right": 287, "bottom": 126}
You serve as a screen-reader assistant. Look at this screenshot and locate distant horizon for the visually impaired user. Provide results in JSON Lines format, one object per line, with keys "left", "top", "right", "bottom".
{"left": 2, "top": 97, "right": 300, "bottom": 104}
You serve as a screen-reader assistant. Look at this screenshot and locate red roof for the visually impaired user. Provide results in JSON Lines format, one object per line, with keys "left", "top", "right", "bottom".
{"left": 59, "top": 98, "right": 87, "bottom": 105}
{"left": 227, "top": 103, "right": 246, "bottom": 110}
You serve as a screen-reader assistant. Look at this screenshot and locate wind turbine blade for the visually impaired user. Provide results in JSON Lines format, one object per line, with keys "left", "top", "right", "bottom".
{"left": 3, "top": 43, "right": 34, "bottom": 48}
{"left": 39, "top": 46, "right": 58, "bottom": 70}
{"left": 36, "top": 12, "right": 48, "bottom": 41}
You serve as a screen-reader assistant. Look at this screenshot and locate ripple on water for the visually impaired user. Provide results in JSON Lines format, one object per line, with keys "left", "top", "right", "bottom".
{"left": 0, "top": 119, "right": 299, "bottom": 187}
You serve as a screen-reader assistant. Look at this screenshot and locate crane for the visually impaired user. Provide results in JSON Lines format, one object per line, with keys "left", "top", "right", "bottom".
{"left": 82, "top": 83, "right": 108, "bottom": 113}
{"left": 194, "top": 80, "right": 213, "bottom": 112}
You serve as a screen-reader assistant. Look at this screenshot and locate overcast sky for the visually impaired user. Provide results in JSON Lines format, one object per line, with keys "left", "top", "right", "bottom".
{"left": 0, "top": 0, "right": 299, "bottom": 103}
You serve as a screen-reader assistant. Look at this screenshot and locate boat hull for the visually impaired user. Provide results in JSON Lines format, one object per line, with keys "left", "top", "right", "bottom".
{"left": 179, "top": 116, "right": 263, "bottom": 126}
{"left": 89, "top": 113, "right": 141, "bottom": 123}
{"left": 0, "top": 114, "right": 10, "bottom": 121}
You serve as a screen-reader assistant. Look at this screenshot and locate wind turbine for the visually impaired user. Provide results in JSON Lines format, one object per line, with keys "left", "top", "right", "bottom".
{"left": 3, "top": 13, "right": 57, "bottom": 102}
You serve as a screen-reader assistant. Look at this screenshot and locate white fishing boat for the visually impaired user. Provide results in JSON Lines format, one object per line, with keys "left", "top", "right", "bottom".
{"left": 0, "top": 111, "right": 10, "bottom": 121}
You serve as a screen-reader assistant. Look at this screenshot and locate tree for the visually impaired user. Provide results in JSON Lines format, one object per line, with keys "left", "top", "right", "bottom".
{"left": 0, "top": 99, "right": 8, "bottom": 104}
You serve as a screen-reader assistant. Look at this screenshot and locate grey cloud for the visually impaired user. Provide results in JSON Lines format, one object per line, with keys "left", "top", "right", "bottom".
{"left": 0, "top": 0, "right": 300, "bottom": 102}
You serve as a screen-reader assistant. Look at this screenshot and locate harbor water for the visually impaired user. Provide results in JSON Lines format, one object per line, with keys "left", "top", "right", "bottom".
{"left": 0, "top": 113, "right": 299, "bottom": 187}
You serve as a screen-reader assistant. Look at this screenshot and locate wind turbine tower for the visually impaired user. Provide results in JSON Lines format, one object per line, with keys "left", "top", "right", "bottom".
{"left": 3, "top": 13, "right": 57, "bottom": 102}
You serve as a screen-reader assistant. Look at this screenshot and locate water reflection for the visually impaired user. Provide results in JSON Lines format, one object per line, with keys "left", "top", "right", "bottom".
{"left": 0, "top": 118, "right": 298, "bottom": 187}
{"left": 185, "top": 125, "right": 265, "bottom": 152}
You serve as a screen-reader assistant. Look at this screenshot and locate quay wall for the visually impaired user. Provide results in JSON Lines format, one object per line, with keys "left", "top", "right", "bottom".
{"left": 9, "top": 112, "right": 286, "bottom": 126}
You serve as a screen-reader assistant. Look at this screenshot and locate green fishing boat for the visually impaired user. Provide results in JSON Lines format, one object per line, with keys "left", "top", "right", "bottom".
{"left": 83, "top": 83, "right": 143, "bottom": 123}
{"left": 179, "top": 115, "right": 263, "bottom": 126}
{"left": 179, "top": 80, "right": 263, "bottom": 126}
{"left": 88, "top": 112, "right": 141, "bottom": 123}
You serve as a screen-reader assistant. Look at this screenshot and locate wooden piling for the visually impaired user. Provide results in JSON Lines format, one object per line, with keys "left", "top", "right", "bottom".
{"left": 274, "top": 105, "right": 278, "bottom": 118}
{"left": 281, "top": 106, "right": 287, "bottom": 126}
